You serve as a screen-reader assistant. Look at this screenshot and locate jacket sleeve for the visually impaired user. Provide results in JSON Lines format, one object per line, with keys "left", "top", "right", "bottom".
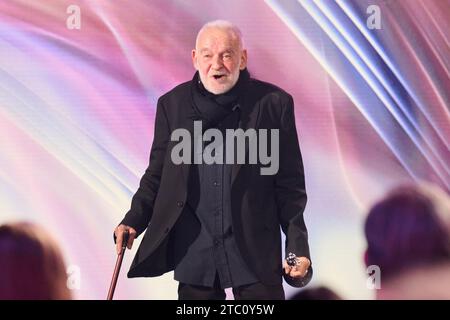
{"left": 119, "top": 97, "right": 171, "bottom": 237}
{"left": 275, "top": 94, "right": 312, "bottom": 286}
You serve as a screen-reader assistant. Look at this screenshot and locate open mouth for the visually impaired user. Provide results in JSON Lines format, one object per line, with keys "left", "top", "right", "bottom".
{"left": 213, "top": 74, "right": 226, "bottom": 80}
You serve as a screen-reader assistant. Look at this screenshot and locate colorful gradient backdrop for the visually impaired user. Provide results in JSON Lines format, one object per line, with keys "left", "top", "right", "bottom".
{"left": 0, "top": 0, "right": 448, "bottom": 299}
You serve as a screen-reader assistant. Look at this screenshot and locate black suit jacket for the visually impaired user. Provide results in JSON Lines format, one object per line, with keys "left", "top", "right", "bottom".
{"left": 120, "top": 76, "right": 312, "bottom": 287}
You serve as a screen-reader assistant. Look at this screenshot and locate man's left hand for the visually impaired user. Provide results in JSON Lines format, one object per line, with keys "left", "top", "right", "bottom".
{"left": 283, "top": 256, "right": 310, "bottom": 278}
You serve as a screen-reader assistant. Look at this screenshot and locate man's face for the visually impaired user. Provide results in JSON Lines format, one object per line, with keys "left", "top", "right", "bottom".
{"left": 192, "top": 28, "right": 247, "bottom": 95}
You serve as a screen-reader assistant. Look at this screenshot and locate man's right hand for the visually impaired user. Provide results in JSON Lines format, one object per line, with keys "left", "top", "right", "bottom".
{"left": 114, "top": 225, "right": 137, "bottom": 254}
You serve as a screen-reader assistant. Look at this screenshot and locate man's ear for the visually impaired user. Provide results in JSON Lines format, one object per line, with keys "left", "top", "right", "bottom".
{"left": 192, "top": 49, "right": 198, "bottom": 70}
{"left": 239, "top": 49, "right": 247, "bottom": 70}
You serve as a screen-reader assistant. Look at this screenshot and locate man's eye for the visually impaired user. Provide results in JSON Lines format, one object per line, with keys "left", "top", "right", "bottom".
{"left": 204, "top": 55, "right": 211, "bottom": 58}
{"left": 223, "top": 55, "right": 231, "bottom": 59}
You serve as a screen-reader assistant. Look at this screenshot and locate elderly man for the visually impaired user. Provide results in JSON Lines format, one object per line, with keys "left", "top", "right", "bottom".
{"left": 115, "top": 20, "right": 312, "bottom": 300}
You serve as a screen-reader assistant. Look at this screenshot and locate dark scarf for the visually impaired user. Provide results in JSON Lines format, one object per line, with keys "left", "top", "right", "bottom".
{"left": 190, "top": 68, "right": 250, "bottom": 130}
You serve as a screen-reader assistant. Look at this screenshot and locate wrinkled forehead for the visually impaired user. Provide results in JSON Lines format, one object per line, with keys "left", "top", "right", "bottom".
{"left": 196, "top": 27, "right": 241, "bottom": 51}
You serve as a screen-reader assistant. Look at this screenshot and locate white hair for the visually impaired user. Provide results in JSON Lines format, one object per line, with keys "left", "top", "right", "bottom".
{"left": 195, "top": 20, "right": 244, "bottom": 50}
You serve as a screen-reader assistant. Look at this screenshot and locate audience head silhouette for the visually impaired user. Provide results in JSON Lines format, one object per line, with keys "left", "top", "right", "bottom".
{"left": 290, "top": 286, "right": 342, "bottom": 300}
{"left": 364, "top": 183, "right": 450, "bottom": 281}
{"left": 0, "top": 222, "right": 71, "bottom": 299}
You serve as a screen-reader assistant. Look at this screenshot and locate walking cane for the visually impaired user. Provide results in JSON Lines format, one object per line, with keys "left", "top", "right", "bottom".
{"left": 107, "top": 230, "right": 129, "bottom": 300}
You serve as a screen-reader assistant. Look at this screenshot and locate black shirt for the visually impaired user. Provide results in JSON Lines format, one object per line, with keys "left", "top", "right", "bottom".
{"left": 173, "top": 107, "right": 258, "bottom": 288}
